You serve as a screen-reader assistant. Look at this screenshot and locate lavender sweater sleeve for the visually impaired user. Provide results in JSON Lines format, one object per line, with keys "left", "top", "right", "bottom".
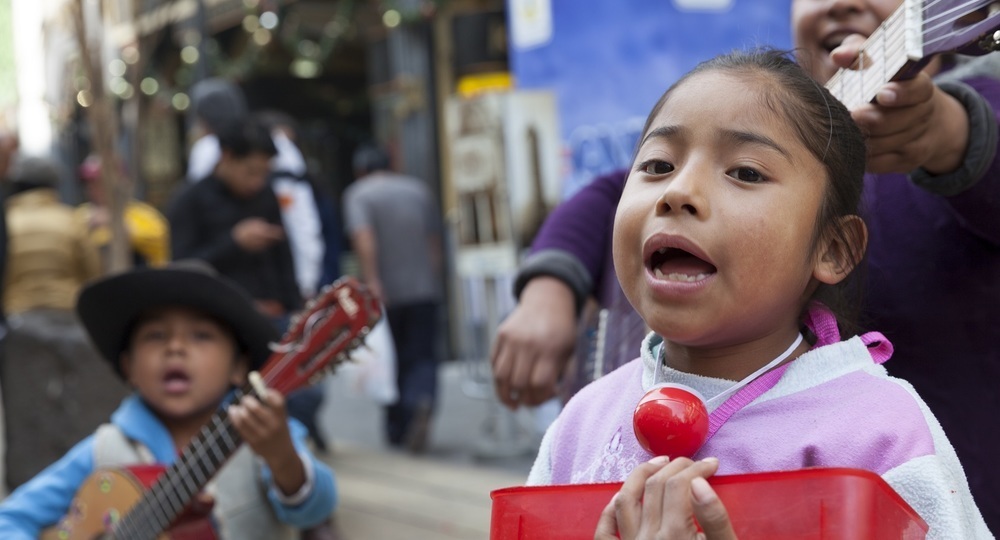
{"left": 513, "top": 170, "right": 627, "bottom": 312}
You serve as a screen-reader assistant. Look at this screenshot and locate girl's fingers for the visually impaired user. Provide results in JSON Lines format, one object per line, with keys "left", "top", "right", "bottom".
{"left": 614, "top": 456, "right": 671, "bottom": 538}
{"left": 594, "top": 497, "right": 622, "bottom": 540}
{"left": 691, "top": 477, "right": 738, "bottom": 540}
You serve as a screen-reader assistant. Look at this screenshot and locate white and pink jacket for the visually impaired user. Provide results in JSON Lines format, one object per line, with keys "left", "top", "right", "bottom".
{"left": 528, "top": 310, "right": 991, "bottom": 539}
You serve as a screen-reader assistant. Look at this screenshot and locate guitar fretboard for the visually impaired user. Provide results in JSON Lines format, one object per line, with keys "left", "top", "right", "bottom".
{"left": 112, "top": 387, "right": 251, "bottom": 540}
{"left": 826, "top": 5, "right": 916, "bottom": 109}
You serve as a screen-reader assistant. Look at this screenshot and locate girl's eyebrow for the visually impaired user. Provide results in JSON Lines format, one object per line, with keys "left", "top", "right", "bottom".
{"left": 720, "top": 129, "right": 791, "bottom": 160}
{"left": 640, "top": 125, "right": 683, "bottom": 148}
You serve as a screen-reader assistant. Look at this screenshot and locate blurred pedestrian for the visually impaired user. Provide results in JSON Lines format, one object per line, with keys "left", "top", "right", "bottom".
{"left": 343, "top": 144, "right": 442, "bottom": 453}
{"left": 258, "top": 111, "right": 342, "bottom": 299}
{"left": 257, "top": 111, "right": 344, "bottom": 456}
{"left": 168, "top": 117, "right": 301, "bottom": 326}
{"left": 187, "top": 78, "right": 247, "bottom": 182}
{"left": 1, "top": 156, "right": 127, "bottom": 490}
{"left": 75, "top": 154, "right": 170, "bottom": 271}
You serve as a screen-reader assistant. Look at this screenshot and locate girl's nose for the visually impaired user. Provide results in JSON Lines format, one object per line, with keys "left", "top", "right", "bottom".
{"left": 656, "top": 165, "right": 707, "bottom": 218}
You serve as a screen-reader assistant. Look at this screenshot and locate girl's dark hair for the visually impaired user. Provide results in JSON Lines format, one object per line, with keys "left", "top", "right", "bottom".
{"left": 637, "top": 48, "right": 868, "bottom": 335}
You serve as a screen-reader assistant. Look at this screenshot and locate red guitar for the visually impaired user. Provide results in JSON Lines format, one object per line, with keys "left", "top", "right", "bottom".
{"left": 41, "top": 276, "right": 381, "bottom": 540}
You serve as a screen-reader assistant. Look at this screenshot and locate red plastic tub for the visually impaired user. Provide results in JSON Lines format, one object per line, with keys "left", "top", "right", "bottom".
{"left": 490, "top": 467, "right": 927, "bottom": 540}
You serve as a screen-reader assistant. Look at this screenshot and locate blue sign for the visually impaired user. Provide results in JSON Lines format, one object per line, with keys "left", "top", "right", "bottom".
{"left": 508, "top": 0, "right": 792, "bottom": 197}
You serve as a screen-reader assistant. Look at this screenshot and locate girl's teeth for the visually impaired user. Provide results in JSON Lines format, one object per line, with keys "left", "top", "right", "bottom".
{"left": 653, "top": 268, "right": 710, "bottom": 282}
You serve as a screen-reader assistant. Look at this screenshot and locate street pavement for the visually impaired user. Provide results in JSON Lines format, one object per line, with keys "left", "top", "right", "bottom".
{"left": 307, "top": 358, "right": 547, "bottom": 539}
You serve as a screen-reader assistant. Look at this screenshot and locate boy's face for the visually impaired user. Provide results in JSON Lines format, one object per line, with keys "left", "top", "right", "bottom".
{"left": 791, "top": 0, "right": 901, "bottom": 83}
{"left": 613, "top": 71, "right": 829, "bottom": 350}
{"left": 217, "top": 151, "right": 271, "bottom": 199}
{"left": 121, "top": 306, "right": 247, "bottom": 424}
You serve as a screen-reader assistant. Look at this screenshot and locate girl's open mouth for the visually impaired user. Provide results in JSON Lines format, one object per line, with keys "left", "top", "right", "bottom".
{"left": 649, "top": 247, "right": 717, "bottom": 283}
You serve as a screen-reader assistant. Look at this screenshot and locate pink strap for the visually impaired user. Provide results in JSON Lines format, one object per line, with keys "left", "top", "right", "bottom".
{"left": 804, "top": 302, "right": 894, "bottom": 364}
{"left": 705, "top": 303, "right": 895, "bottom": 442}
{"left": 706, "top": 362, "right": 791, "bottom": 441}
{"left": 860, "top": 331, "right": 893, "bottom": 364}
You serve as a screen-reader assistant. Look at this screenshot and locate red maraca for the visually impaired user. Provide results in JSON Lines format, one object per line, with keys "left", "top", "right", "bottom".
{"left": 633, "top": 383, "right": 709, "bottom": 458}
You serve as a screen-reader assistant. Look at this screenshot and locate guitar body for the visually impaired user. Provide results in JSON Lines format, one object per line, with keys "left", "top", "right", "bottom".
{"left": 40, "top": 466, "right": 217, "bottom": 540}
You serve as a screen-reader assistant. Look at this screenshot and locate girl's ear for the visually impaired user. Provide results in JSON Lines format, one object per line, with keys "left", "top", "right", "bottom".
{"left": 813, "top": 215, "right": 868, "bottom": 285}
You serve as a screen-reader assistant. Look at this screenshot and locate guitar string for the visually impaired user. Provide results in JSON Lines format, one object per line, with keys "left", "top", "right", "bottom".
{"left": 116, "top": 388, "right": 250, "bottom": 539}
{"left": 834, "top": 0, "right": 994, "bottom": 105}
{"left": 110, "top": 285, "right": 364, "bottom": 538}
{"left": 117, "top": 334, "right": 357, "bottom": 537}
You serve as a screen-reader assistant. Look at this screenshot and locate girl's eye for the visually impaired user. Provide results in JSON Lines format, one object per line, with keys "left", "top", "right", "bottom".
{"left": 639, "top": 160, "right": 674, "bottom": 175}
{"left": 729, "top": 167, "right": 766, "bottom": 183}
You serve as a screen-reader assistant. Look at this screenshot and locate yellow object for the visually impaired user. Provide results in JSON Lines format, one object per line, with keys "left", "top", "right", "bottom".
{"left": 76, "top": 201, "right": 171, "bottom": 268}
{"left": 457, "top": 72, "right": 514, "bottom": 98}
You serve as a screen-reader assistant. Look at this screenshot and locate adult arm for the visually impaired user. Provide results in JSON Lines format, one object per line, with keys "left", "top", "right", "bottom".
{"left": 349, "top": 228, "right": 381, "bottom": 302}
{"left": 342, "top": 186, "right": 383, "bottom": 301}
{"left": 513, "top": 169, "right": 628, "bottom": 312}
{"left": 167, "top": 186, "right": 243, "bottom": 267}
{"left": 913, "top": 76, "right": 1000, "bottom": 246}
{"left": 491, "top": 170, "right": 627, "bottom": 408}
{"left": 0, "top": 436, "right": 97, "bottom": 539}
{"left": 833, "top": 42, "right": 1000, "bottom": 246}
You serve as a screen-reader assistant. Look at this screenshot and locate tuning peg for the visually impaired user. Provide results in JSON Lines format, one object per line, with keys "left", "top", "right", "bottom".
{"left": 979, "top": 29, "right": 1000, "bottom": 52}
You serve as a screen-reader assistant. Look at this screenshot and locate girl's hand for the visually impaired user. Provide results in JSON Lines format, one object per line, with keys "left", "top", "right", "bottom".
{"left": 830, "top": 34, "right": 969, "bottom": 176}
{"left": 229, "top": 389, "right": 306, "bottom": 495}
{"left": 594, "top": 456, "right": 737, "bottom": 540}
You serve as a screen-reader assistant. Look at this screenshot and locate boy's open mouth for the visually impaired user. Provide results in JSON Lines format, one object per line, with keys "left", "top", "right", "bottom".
{"left": 163, "top": 368, "right": 192, "bottom": 393}
{"left": 649, "top": 247, "right": 717, "bottom": 283}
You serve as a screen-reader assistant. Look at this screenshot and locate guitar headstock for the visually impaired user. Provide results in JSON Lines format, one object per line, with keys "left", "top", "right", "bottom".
{"left": 259, "top": 276, "right": 381, "bottom": 395}
{"left": 923, "top": 0, "right": 1000, "bottom": 57}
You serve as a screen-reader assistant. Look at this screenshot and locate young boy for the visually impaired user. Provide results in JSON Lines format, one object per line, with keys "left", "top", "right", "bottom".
{"left": 0, "top": 261, "right": 336, "bottom": 539}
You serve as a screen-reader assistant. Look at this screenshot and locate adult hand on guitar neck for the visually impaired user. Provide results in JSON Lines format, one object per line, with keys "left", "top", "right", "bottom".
{"left": 831, "top": 34, "right": 970, "bottom": 175}
{"left": 491, "top": 276, "right": 578, "bottom": 409}
{"left": 228, "top": 387, "right": 307, "bottom": 497}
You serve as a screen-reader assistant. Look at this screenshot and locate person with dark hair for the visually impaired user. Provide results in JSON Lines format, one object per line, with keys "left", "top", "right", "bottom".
{"left": 343, "top": 143, "right": 443, "bottom": 453}
{"left": 168, "top": 118, "right": 301, "bottom": 325}
{"left": 523, "top": 48, "right": 988, "bottom": 538}
{"left": 187, "top": 78, "right": 248, "bottom": 182}
{"left": 0, "top": 155, "right": 126, "bottom": 491}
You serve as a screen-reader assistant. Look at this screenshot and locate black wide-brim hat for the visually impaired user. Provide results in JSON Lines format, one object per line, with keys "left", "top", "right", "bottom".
{"left": 77, "top": 260, "right": 281, "bottom": 377}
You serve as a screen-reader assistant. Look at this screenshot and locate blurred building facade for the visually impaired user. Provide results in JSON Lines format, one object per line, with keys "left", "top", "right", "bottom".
{"left": 6, "top": 0, "right": 558, "bottom": 359}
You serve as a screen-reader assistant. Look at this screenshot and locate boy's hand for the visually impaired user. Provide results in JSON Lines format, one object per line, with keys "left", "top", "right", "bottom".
{"left": 229, "top": 389, "right": 307, "bottom": 496}
{"left": 831, "top": 35, "right": 969, "bottom": 176}
{"left": 594, "top": 456, "right": 736, "bottom": 540}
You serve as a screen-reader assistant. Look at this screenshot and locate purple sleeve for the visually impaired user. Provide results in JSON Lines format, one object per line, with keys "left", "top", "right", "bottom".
{"left": 910, "top": 76, "right": 1000, "bottom": 245}
{"left": 513, "top": 169, "right": 627, "bottom": 311}
{"left": 941, "top": 76, "right": 1000, "bottom": 245}
{"left": 529, "top": 169, "right": 628, "bottom": 281}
